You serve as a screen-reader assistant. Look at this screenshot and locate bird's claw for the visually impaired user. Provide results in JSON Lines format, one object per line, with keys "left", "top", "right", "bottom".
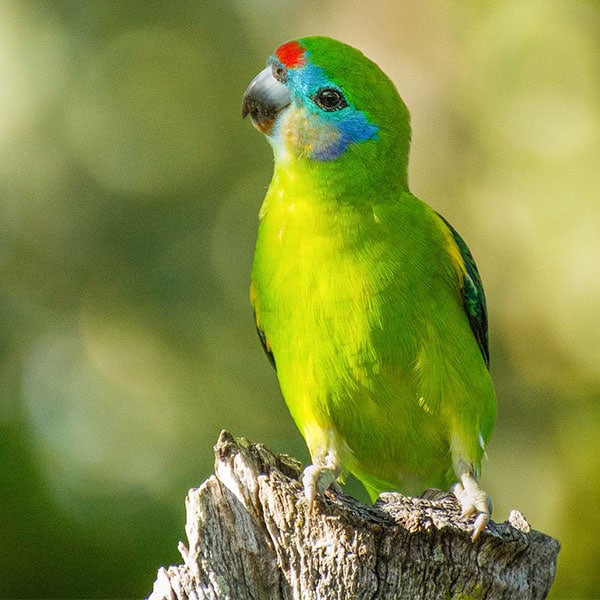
{"left": 302, "top": 464, "right": 338, "bottom": 512}
{"left": 453, "top": 474, "right": 492, "bottom": 541}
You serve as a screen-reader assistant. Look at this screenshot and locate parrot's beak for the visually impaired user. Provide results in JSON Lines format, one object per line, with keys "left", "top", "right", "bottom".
{"left": 242, "top": 67, "right": 291, "bottom": 135}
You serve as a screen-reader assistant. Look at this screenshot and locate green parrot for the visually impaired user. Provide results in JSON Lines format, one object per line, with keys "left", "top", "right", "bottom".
{"left": 242, "top": 36, "right": 496, "bottom": 540}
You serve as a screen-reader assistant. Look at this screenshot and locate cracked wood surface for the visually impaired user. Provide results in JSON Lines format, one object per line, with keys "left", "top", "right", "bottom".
{"left": 148, "top": 431, "right": 559, "bottom": 600}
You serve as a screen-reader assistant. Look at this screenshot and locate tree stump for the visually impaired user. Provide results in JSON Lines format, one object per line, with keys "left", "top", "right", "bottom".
{"left": 148, "top": 431, "right": 559, "bottom": 599}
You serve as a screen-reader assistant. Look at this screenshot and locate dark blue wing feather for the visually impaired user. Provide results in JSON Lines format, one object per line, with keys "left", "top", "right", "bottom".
{"left": 256, "top": 320, "right": 276, "bottom": 370}
{"left": 437, "top": 214, "right": 490, "bottom": 368}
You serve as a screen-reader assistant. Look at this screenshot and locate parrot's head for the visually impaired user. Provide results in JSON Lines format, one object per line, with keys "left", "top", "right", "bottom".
{"left": 242, "top": 36, "right": 411, "bottom": 193}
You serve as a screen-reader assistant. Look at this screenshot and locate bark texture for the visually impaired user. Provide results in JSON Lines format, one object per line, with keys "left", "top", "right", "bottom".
{"left": 148, "top": 431, "right": 559, "bottom": 600}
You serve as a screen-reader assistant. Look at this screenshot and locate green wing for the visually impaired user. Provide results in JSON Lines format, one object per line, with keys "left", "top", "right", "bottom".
{"left": 437, "top": 214, "right": 490, "bottom": 368}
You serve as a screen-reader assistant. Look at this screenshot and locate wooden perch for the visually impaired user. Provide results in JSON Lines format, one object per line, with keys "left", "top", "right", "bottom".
{"left": 148, "top": 431, "right": 559, "bottom": 600}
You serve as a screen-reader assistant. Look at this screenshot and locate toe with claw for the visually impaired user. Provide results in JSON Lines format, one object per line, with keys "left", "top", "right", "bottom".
{"left": 301, "top": 449, "right": 341, "bottom": 513}
{"left": 302, "top": 464, "right": 338, "bottom": 512}
{"left": 453, "top": 472, "right": 492, "bottom": 541}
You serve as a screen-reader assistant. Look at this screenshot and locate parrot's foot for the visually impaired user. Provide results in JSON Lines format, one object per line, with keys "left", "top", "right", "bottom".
{"left": 302, "top": 462, "right": 341, "bottom": 512}
{"left": 453, "top": 473, "right": 492, "bottom": 541}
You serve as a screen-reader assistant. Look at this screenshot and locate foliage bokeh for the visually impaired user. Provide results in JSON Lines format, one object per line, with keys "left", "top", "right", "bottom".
{"left": 1, "top": 1, "right": 599, "bottom": 597}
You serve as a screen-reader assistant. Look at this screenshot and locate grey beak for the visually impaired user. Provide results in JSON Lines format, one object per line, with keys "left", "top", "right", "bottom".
{"left": 242, "top": 67, "right": 291, "bottom": 134}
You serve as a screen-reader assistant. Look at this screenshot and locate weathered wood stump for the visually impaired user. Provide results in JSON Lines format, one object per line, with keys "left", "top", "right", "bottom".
{"left": 148, "top": 431, "right": 559, "bottom": 599}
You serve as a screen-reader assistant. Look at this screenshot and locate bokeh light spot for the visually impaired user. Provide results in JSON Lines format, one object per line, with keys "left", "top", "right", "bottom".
{"left": 66, "top": 28, "right": 223, "bottom": 195}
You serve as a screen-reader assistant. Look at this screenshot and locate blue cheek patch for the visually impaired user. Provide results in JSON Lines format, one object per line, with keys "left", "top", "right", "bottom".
{"left": 284, "top": 61, "right": 379, "bottom": 162}
{"left": 312, "top": 110, "right": 378, "bottom": 161}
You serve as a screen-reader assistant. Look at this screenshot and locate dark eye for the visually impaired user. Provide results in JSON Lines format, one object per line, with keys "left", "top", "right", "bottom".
{"left": 271, "top": 64, "right": 288, "bottom": 83}
{"left": 313, "top": 88, "right": 348, "bottom": 112}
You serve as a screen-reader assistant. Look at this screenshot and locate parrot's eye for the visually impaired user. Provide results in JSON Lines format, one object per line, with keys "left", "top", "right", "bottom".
{"left": 313, "top": 88, "right": 348, "bottom": 112}
{"left": 272, "top": 64, "right": 288, "bottom": 83}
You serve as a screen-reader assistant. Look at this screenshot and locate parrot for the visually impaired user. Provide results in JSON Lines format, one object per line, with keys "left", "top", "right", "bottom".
{"left": 242, "top": 36, "right": 496, "bottom": 540}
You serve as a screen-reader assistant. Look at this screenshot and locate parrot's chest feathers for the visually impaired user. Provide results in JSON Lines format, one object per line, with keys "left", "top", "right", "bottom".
{"left": 254, "top": 188, "right": 401, "bottom": 383}
{"left": 263, "top": 193, "right": 381, "bottom": 305}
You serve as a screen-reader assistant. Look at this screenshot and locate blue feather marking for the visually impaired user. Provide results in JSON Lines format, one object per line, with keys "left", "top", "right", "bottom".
{"left": 438, "top": 214, "right": 490, "bottom": 368}
{"left": 269, "top": 56, "right": 378, "bottom": 161}
{"left": 312, "top": 109, "right": 379, "bottom": 160}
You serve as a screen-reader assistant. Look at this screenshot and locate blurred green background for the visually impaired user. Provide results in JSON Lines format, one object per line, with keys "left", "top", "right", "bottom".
{"left": 1, "top": 0, "right": 599, "bottom": 597}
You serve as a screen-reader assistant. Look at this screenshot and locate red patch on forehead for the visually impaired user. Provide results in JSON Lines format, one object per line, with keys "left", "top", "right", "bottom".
{"left": 275, "top": 40, "right": 306, "bottom": 68}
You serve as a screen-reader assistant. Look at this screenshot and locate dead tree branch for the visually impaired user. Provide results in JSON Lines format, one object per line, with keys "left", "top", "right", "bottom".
{"left": 148, "top": 431, "right": 559, "bottom": 599}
